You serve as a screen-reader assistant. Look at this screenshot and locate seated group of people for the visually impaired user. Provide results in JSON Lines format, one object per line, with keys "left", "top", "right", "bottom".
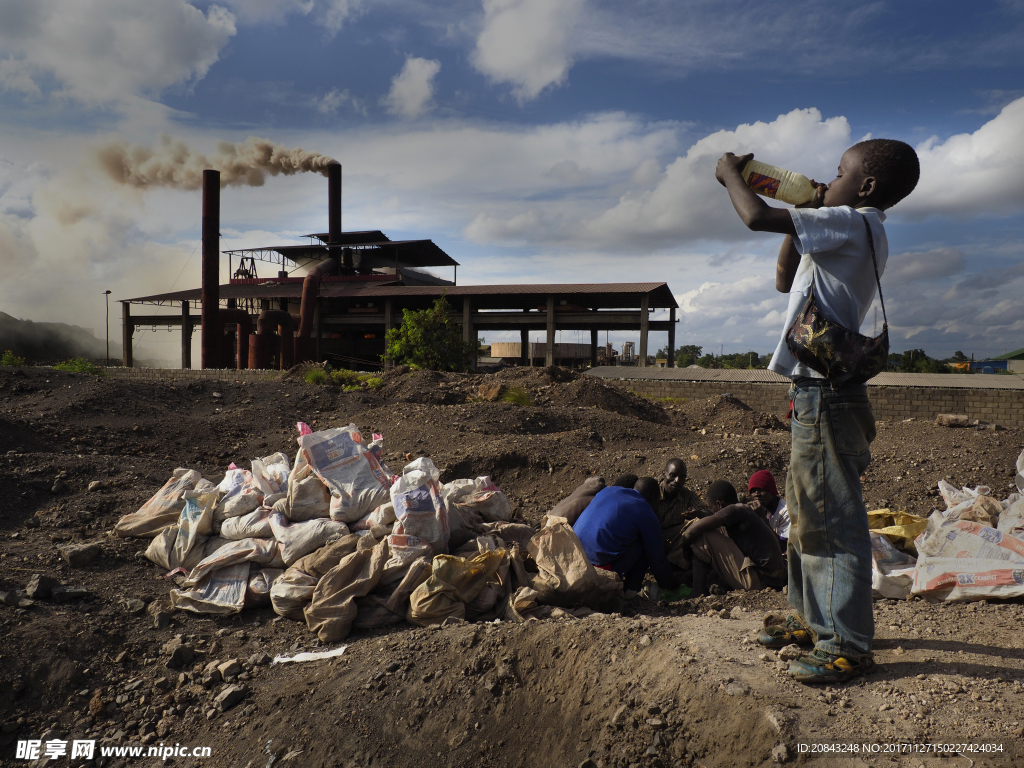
{"left": 563, "top": 459, "right": 791, "bottom": 597}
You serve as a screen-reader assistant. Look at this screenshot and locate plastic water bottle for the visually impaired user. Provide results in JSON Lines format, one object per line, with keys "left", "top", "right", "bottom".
{"left": 741, "top": 160, "right": 816, "bottom": 205}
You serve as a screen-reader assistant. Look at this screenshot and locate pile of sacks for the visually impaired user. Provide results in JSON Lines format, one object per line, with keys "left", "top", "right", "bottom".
{"left": 870, "top": 449, "right": 1024, "bottom": 602}
{"left": 115, "top": 422, "right": 623, "bottom": 640}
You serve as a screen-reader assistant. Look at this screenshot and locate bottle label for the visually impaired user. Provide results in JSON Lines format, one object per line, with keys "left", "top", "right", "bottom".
{"left": 747, "top": 172, "right": 780, "bottom": 199}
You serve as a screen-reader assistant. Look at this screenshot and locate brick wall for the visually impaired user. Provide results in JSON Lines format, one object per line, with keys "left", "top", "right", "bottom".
{"left": 100, "top": 367, "right": 281, "bottom": 383}
{"left": 606, "top": 379, "right": 1024, "bottom": 427}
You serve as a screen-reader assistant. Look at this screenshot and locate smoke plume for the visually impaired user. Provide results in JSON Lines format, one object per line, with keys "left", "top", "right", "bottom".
{"left": 97, "top": 134, "right": 336, "bottom": 189}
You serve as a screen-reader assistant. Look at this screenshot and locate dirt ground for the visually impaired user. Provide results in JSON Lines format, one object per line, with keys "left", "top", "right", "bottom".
{"left": 1, "top": 364, "right": 1023, "bottom": 768}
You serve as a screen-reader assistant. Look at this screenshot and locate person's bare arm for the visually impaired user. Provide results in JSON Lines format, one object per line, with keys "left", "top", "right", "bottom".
{"left": 776, "top": 236, "right": 801, "bottom": 293}
{"left": 715, "top": 153, "right": 796, "bottom": 235}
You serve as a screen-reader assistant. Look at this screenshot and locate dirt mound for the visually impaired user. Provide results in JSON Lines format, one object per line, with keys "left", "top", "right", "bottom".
{"left": 4, "top": 365, "right": 1024, "bottom": 765}
{"left": 375, "top": 368, "right": 472, "bottom": 405}
{"left": 679, "top": 394, "right": 786, "bottom": 433}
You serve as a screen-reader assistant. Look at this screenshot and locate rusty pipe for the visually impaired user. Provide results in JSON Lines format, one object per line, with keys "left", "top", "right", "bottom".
{"left": 256, "top": 309, "right": 296, "bottom": 370}
{"left": 296, "top": 257, "right": 337, "bottom": 340}
{"left": 200, "top": 169, "right": 220, "bottom": 369}
{"left": 219, "top": 309, "right": 252, "bottom": 370}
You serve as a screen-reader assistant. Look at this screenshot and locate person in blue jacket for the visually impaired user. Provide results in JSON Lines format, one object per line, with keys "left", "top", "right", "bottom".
{"left": 573, "top": 477, "right": 682, "bottom": 593}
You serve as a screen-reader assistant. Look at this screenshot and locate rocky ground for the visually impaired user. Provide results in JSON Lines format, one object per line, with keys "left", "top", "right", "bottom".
{"left": 1, "top": 364, "right": 1023, "bottom": 768}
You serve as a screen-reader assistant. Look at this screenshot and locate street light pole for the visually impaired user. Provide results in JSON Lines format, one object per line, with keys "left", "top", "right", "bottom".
{"left": 103, "top": 290, "right": 112, "bottom": 365}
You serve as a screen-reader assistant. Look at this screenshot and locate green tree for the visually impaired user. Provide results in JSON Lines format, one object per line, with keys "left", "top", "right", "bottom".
{"left": 950, "top": 350, "right": 968, "bottom": 362}
{"left": 676, "top": 345, "right": 703, "bottom": 367}
{"left": 384, "top": 294, "right": 476, "bottom": 372}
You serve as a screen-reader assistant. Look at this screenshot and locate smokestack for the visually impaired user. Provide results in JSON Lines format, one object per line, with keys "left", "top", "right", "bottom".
{"left": 328, "top": 161, "right": 341, "bottom": 245}
{"left": 201, "top": 169, "right": 220, "bottom": 369}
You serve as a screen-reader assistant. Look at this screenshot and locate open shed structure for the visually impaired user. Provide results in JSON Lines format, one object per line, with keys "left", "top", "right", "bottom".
{"left": 120, "top": 166, "right": 679, "bottom": 371}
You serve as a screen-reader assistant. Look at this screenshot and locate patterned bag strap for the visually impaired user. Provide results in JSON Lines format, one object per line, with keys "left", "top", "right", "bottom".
{"left": 861, "top": 212, "right": 888, "bottom": 330}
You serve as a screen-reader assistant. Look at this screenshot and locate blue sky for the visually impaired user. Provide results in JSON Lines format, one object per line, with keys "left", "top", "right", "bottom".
{"left": 1, "top": 0, "right": 1023, "bottom": 364}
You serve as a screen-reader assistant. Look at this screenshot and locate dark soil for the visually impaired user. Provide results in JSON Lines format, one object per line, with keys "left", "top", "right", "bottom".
{"left": 1, "top": 364, "right": 1022, "bottom": 768}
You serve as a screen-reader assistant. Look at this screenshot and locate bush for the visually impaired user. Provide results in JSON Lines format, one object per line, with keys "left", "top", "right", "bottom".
{"left": 304, "top": 368, "right": 329, "bottom": 385}
{"left": 499, "top": 386, "right": 533, "bottom": 406}
{"left": 331, "top": 369, "right": 362, "bottom": 387}
{"left": 53, "top": 358, "right": 105, "bottom": 375}
{"left": 384, "top": 294, "right": 476, "bottom": 372}
{"left": 360, "top": 375, "right": 384, "bottom": 389}
{"left": 1, "top": 350, "right": 26, "bottom": 366}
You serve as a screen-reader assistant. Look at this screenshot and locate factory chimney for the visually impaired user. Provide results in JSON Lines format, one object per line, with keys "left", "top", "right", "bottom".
{"left": 200, "top": 169, "right": 220, "bottom": 369}
{"left": 328, "top": 161, "right": 341, "bottom": 245}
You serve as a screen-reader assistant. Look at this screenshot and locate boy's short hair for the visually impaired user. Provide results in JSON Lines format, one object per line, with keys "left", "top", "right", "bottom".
{"left": 633, "top": 476, "right": 661, "bottom": 507}
{"left": 852, "top": 139, "right": 920, "bottom": 210}
{"left": 707, "top": 480, "right": 739, "bottom": 508}
{"left": 612, "top": 473, "right": 640, "bottom": 489}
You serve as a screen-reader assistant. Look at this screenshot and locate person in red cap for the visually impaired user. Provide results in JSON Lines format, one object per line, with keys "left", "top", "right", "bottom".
{"left": 748, "top": 470, "right": 790, "bottom": 544}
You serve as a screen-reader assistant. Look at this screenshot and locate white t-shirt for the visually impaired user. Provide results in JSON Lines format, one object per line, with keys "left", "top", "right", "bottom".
{"left": 768, "top": 206, "right": 888, "bottom": 380}
{"left": 769, "top": 498, "right": 791, "bottom": 541}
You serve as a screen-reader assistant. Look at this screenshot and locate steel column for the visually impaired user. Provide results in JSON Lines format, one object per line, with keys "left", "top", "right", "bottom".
{"left": 545, "top": 296, "right": 555, "bottom": 367}
{"left": 181, "top": 302, "right": 192, "bottom": 369}
{"left": 121, "top": 302, "right": 133, "bottom": 368}
{"left": 590, "top": 328, "right": 598, "bottom": 368}
{"left": 638, "top": 294, "right": 649, "bottom": 368}
{"left": 200, "top": 169, "right": 220, "bottom": 369}
{"left": 667, "top": 307, "right": 676, "bottom": 368}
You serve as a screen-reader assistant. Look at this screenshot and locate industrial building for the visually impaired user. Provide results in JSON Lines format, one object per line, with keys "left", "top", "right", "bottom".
{"left": 121, "top": 165, "right": 679, "bottom": 371}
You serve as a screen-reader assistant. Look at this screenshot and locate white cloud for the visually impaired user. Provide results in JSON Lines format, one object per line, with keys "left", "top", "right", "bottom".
{"left": 317, "top": 88, "right": 366, "bottom": 115}
{"left": 899, "top": 96, "right": 1024, "bottom": 218}
{"left": 0, "top": 0, "right": 236, "bottom": 104}
{"left": 222, "top": 0, "right": 363, "bottom": 34}
{"left": 473, "top": 0, "right": 584, "bottom": 103}
{"left": 883, "top": 247, "right": 965, "bottom": 286}
{"left": 465, "top": 107, "right": 852, "bottom": 250}
{"left": 382, "top": 57, "right": 441, "bottom": 119}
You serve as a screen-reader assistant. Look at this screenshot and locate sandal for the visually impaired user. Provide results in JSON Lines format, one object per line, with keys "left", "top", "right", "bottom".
{"left": 757, "top": 613, "right": 813, "bottom": 648}
{"left": 788, "top": 648, "right": 876, "bottom": 684}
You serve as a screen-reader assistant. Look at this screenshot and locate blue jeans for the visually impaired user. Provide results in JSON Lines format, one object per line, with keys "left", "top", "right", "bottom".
{"left": 786, "top": 383, "right": 876, "bottom": 658}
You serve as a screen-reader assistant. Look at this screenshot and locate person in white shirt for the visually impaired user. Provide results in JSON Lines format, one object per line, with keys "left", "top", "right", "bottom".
{"left": 715, "top": 139, "right": 919, "bottom": 685}
{"left": 747, "top": 470, "right": 790, "bottom": 542}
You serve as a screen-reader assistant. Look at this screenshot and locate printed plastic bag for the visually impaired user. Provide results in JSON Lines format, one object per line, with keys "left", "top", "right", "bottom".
{"left": 220, "top": 507, "right": 274, "bottom": 540}
{"left": 392, "top": 458, "right": 450, "bottom": 555}
{"left": 246, "top": 452, "right": 290, "bottom": 497}
{"left": 867, "top": 509, "right": 928, "bottom": 555}
{"left": 406, "top": 549, "right": 506, "bottom": 626}
{"left": 354, "top": 557, "right": 432, "bottom": 629}
{"left": 526, "top": 520, "right": 622, "bottom": 608}
{"left": 305, "top": 537, "right": 389, "bottom": 642}
{"left": 870, "top": 531, "right": 916, "bottom": 599}
{"left": 244, "top": 567, "right": 284, "bottom": 608}
{"left": 114, "top": 468, "right": 202, "bottom": 538}
{"left": 912, "top": 556, "right": 1024, "bottom": 602}
{"left": 299, "top": 425, "right": 392, "bottom": 523}
{"left": 997, "top": 497, "right": 1024, "bottom": 539}
{"left": 916, "top": 515, "right": 1024, "bottom": 562}
{"left": 269, "top": 512, "right": 350, "bottom": 566}
{"left": 381, "top": 534, "right": 434, "bottom": 585}
{"left": 443, "top": 476, "right": 513, "bottom": 523}
{"left": 183, "top": 537, "right": 283, "bottom": 586}
{"left": 215, "top": 468, "right": 263, "bottom": 522}
{"left": 171, "top": 562, "right": 251, "bottom": 614}
{"left": 284, "top": 447, "right": 331, "bottom": 521}
{"left": 270, "top": 535, "right": 363, "bottom": 619}
{"left": 173, "top": 489, "right": 218, "bottom": 568}
{"left": 352, "top": 502, "right": 397, "bottom": 531}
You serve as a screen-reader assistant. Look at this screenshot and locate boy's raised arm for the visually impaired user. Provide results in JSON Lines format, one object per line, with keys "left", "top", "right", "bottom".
{"left": 715, "top": 152, "right": 797, "bottom": 235}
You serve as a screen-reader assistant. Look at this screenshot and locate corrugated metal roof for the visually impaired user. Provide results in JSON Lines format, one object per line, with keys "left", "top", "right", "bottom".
{"left": 223, "top": 239, "right": 459, "bottom": 269}
{"left": 586, "top": 366, "right": 1024, "bottom": 390}
{"left": 303, "top": 230, "right": 390, "bottom": 245}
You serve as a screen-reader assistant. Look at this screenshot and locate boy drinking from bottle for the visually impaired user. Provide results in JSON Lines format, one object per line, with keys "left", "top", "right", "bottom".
{"left": 714, "top": 139, "right": 919, "bottom": 683}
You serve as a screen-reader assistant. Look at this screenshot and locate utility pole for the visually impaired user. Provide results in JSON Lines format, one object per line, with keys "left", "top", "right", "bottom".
{"left": 103, "top": 290, "right": 112, "bottom": 365}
